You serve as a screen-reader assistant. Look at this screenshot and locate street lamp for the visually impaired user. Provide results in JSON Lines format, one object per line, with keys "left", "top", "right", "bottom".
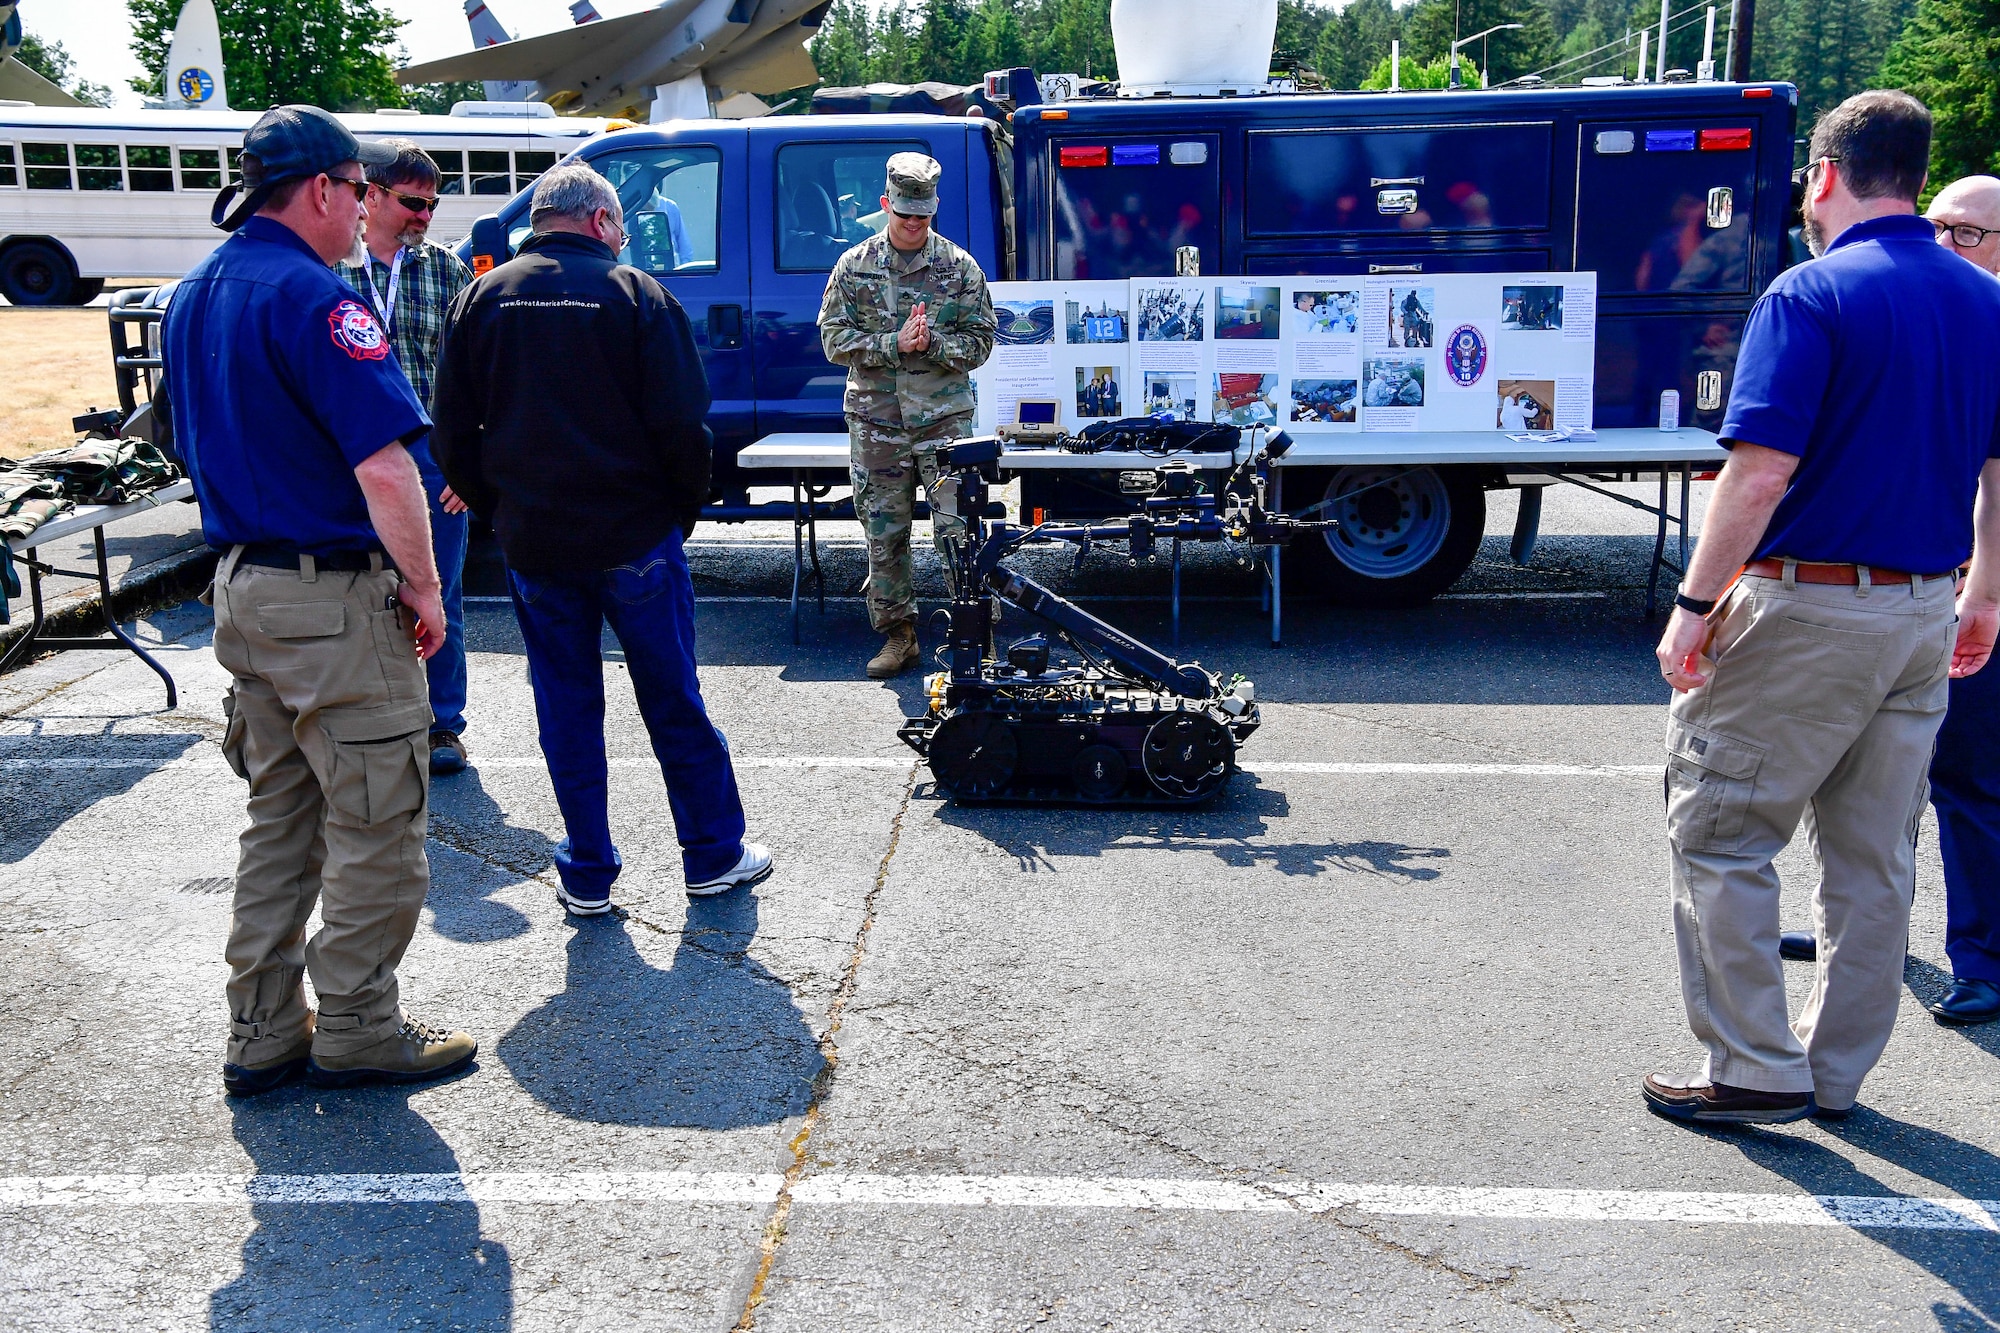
{"left": 1450, "top": 22, "right": 1523, "bottom": 88}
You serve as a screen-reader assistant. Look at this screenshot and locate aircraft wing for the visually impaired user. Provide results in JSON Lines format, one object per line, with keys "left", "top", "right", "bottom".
{"left": 0, "top": 57, "right": 82, "bottom": 106}
{"left": 397, "top": 0, "right": 698, "bottom": 86}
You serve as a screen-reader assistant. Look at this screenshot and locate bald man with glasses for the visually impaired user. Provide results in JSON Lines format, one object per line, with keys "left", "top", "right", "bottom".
{"left": 337, "top": 140, "right": 477, "bottom": 778}
{"left": 1928, "top": 176, "right": 2000, "bottom": 277}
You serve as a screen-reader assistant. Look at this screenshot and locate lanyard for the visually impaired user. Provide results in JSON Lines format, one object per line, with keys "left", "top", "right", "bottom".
{"left": 365, "top": 246, "right": 405, "bottom": 336}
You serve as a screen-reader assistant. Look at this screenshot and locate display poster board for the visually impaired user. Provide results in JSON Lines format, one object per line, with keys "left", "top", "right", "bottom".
{"left": 974, "top": 272, "right": 1598, "bottom": 437}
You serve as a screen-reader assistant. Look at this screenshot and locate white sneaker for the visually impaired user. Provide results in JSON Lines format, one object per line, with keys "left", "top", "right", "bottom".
{"left": 555, "top": 885, "right": 616, "bottom": 916}
{"left": 686, "top": 842, "right": 773, "bottom": 897}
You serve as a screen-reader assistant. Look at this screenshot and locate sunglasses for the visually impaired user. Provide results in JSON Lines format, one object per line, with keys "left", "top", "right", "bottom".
{"left": 1789, "top": 154, "right": 1841, "bottom": 188}
{"left": 380, "top": 188, "right": 438, "bottom": 215}
{"left": 891, "top": 209, "right": 930, "bottom": 222}
{"left": 326, "top": 173, "right": 370, "bottom": 202}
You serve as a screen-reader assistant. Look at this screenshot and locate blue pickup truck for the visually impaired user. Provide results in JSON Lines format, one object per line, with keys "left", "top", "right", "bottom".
{"left": 463, "top": 77, "right": 1798, "bottom": 604}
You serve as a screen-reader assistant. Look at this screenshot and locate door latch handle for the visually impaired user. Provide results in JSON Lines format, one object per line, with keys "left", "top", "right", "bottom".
{"left": 1370, "top": 176, "right": 1426, "bottom": 187}
{"left": 708, "top": 303, "right": 745, "bottom": 350}
{"left": 1368, "top": 262, "right": 1423, "bottom": 274}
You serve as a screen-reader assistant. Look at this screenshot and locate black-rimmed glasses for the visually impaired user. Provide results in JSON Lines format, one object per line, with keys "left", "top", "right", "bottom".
{"left": 1790, "top": 155, "right": 1841, "bottom": 188}
{"left": 1932, "top": 219, "right": 2000, "bottom": 248}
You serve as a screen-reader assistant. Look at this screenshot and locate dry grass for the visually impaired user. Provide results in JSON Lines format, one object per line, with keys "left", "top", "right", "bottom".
{"left": 0, "top": 307, "right": 123, "bottom": 462}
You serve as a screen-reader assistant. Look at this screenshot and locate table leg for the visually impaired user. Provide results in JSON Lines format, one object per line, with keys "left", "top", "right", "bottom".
{"left": 789, "top": 471, "right": 804, "bottom": 645}
{"left": 0, "top": 545, "right": 47, "bottom": 674}
{"left": 86, "top": 527, "right": 177, "bottom": 709}
{"left": 1678, "top": 465, "right": 1691, "bottom": 572}
{"left": 807, "top": 485, "right": 825, "bottom": 616}
{"left": 1171, "top": 534, "right": 1182, "bottom": 647}
{"left": 1645, "top": 470, "right": 1670, "bottom": 622}
{"left": 1270, "top": 469, "right": 1283, "bottom": 646}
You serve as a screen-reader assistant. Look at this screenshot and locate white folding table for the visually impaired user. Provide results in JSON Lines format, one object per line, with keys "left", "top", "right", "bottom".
{"left": 2, "top": 478, "right": 196, "bottom": 707}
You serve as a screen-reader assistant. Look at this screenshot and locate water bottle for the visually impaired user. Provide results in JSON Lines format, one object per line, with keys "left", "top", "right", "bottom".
{"left": 1659, "top": 389, "right": 1681, "bottom": 432}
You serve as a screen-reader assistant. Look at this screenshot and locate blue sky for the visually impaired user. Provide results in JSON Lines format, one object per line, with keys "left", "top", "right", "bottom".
{"left": 18, "top": 0, "right": 663, "bottom": 107}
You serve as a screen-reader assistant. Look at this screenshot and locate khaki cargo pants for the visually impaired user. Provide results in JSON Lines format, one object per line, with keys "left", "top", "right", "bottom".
{"left": 849, "top": 412, "right": 970, "bottom": 632}
{"left": 1667, "top": 567, "right": 1957, "bottom": 1111}
{"left": 211, "top": 546, "right": 433, "bottom": 1066}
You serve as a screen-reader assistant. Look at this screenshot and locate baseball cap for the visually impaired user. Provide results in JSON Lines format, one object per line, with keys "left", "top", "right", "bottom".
{"left": 211, "top": 105, "right": 396, "bottom": 232}
{"left": 884, "top": 152, "right": 941, "bottom": 218}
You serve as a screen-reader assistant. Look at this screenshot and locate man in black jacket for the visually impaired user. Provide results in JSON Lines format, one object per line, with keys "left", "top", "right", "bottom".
{"left": 432, "top": 163, "right": 769, "bottom": 914}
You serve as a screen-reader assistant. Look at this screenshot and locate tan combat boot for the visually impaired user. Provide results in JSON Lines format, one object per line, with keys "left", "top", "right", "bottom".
{"left": 306, "top": 1014, "right": 479, "bottom": 1089}
{"left": 866, "top": 623, "right": 920, "bottom": 679}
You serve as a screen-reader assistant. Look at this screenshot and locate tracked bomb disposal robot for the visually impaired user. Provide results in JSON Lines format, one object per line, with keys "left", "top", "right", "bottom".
{"left": 898, "top": 426, "right": 1329, "bottom": 804}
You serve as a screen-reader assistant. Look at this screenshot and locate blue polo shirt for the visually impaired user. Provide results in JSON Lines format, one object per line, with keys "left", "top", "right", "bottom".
{"left": 1723, "top": 213, "right": 2000, "bottom": 572}
{"left": 162, "top": 216, "right": 430, "bottom": 554}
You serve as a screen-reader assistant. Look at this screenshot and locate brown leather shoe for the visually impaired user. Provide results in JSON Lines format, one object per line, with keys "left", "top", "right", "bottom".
{"left": 1643, "top": 1073, "right": 1815, "bottom": 1125}
{"left": 307, "top": 1015, "right": 478, "bottom": 1089}
{"left": 866, "top": 624, "right": 920, "bottom": 679}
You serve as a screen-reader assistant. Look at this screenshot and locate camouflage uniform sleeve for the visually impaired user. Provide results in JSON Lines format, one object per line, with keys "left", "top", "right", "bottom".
{"left": 927, "top": 254, "right": 994, "bottom": 374}
{"left": 818, "top": 252, "right": 897, "bottom": 370}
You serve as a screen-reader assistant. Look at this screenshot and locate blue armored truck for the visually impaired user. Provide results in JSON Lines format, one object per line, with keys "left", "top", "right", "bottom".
{"left": 463, "top": 74, "right": 1798, "bottom": 607}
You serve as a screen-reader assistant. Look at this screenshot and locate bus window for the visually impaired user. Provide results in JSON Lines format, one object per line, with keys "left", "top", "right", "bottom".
{"left": 775, "top": 140, "right": 925, "bottom": 272}
{"left": 470, "top": 150, "right": 511, "bottom": 195}
{"left": 128, "top": 145, "right": 173, "bottom": 192}
{"left": 431, "top": 149, "right": 465, "bottom": 195}
{"left": 178, "top": 148, "right": 221, "bottom": 191}
{"left": 227, "top": 147, "right": 244, "bottom": 183}
{"left": 0, "top": 145, "right": 17, "bottom": 188}
{"left": 514, "top": 150, "right": 556, "bottom": 192}
{"left": 24, "top": 144, "right": 71, "bottom": 190}
{"left": 76, "top": 145, "right": 123, "bottom": 191}
{"left": 592, "top": 146, "right": 720, "bottom": 274}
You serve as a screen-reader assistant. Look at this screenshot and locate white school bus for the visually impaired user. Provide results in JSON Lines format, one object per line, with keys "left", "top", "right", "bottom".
{"left": 0, "top": 101, "right": 615, "bottom": 304}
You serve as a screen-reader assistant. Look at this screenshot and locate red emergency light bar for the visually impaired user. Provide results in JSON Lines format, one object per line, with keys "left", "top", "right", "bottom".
{"left": 1699, "top": 127, "right": 1753, "bottom": 151}
{"left": 1059, "top": 145, "right": 1109, "bottom": 168}
{"left": 1741, "top": 87, "right": 1774, "bottom": 98}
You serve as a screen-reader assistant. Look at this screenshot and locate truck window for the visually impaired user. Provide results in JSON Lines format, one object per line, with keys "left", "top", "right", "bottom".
{"left": 774, "top": 140, "right": 925, "bottom": 272}
{"left": 1053, "top": 136, "right": 1220, "bottom": 280}
{"left": 591, "top": 145, "right": 721, "bottom": 274}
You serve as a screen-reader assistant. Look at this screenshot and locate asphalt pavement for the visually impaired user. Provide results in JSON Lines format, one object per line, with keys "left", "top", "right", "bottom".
{"left": 3, "top": 483, "right": 1996, "bottom": 1332}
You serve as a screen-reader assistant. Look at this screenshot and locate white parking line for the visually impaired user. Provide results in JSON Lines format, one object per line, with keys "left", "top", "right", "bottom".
{"left": 3, "top": 1171, "right": 1994, "bottom": 1232}
{"left": 5, "top": 755, "right": 1656, "bottom": 776}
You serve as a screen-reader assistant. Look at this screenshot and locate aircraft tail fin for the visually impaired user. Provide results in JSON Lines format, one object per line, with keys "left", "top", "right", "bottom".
{"left": 164, "top": 0, "right": 229, "bottom": 109}
{"left": 571, "top": 1, "right": 603, "bottom": 22}
{"left": 464, "top": 0, "right": 540, "bottom": 101}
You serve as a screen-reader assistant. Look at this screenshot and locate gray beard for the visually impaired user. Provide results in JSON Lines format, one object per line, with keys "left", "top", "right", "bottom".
{"left": 1801, "top": 211, "right": 1826, "bottom": 258}
{"left": 396, "top": 226, "right": 427, "bottom": 250}
{"left": 344, "top": 229, "right": 368, "bottom": 267}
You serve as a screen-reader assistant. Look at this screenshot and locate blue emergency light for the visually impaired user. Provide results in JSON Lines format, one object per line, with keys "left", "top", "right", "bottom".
{"left": 1111, "top": 144, "right": 1161, "bottom": 167}
{"left": 1645, "top": 129, "right": 1697, "bottom": 152}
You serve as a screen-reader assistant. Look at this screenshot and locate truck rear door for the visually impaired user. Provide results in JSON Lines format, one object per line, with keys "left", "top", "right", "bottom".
{"left": 743, "top": 122, "right": 973, "bottom": 457}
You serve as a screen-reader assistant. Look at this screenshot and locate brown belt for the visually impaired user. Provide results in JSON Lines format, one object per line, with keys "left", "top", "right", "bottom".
{"left": 1741, "top": 558, "right": 1956, "bottom": 586}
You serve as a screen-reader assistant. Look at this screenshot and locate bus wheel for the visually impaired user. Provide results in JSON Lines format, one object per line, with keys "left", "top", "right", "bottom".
{"left": 69, "top": 278, "right": 105, "bottom": 305}
{"left": 1290, "top": 465, "right": 1486, "bottom": 608}
{"left": 0, "top": 242, "right": 77, "bottom": 306}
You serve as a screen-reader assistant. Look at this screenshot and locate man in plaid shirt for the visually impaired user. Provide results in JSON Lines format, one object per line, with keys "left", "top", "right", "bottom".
{"left": 338, "top": 140, "right": 476, "bottom": 775}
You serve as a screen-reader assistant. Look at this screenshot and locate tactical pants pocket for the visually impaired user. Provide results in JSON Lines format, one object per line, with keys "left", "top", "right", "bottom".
{"left": 220, "top": 687, "right": 250, "bottom": 781}
{"left": 1752, "top": 614, "right": 1889, "bottom": 724}
{"left": 318, "top": 701, "right": 432, "bottom": 827}
{"left": 1665, "top": 718, "right": 1766, "bottom": 853}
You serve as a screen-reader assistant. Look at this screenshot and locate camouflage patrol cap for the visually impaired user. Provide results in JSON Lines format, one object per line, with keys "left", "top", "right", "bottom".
{"left": 884, "top": 152, "right": 941, "bottom": 217}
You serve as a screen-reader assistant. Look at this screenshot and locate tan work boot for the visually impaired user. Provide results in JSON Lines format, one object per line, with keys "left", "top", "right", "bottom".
{"left": 306, "top": 1014, "right": 478, "bottom": 1089}
{"left": 866, "top": 623, "right": 920, "bottom": 679}
{"left": 223, "top": 1014, "right": 315, "bottom": 1098}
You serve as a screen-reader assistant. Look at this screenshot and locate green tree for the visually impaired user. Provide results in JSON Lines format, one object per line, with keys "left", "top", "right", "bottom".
{"left": 1880, "top": 0, "right": 2000, "bottom": 182}
{"left": 14, "top": 30, "right": 114, "bottom": 106}
{"left": 1359, "top": 53, "right": 1474, "bottom": 87}
{"left": 127, "top": 0, "right": 408, "bottom": 111}
{"left": 1752, "top": 0, "right": 1917, "bottom": 127}
{"left": 1399, "top": 0, "right": 1559, "bottom": 83}
{"left": 404, "top": 80, "right": 486, "bottom": 116}
{"left": 1313, "top": 0, "right": 1404, "bottom": 89}
{"left": 809, "top": 0, "right": 876, "bottom": 86}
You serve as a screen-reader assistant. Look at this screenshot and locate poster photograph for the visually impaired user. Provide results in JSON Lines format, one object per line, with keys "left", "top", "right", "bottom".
{"left": 994, "top": 299, "right": 1055, "bottom": 345}
{"left": 1076, "top": 366, "right": 1125, "bottom": 418}
{"left": 1066, "top": 297, "right": 1129, "bottom": 343}
{"left": 1497, "top": 379, "right": 1556, "bottom": 431}
{"left": 1384, "top": 286, "right": 1435, "bottom": 348}
{"left": 1213, "top": 372, "right": 1279, "bottom": 426}
{"left": 1291, "top": 378, "right": 1358, "bottom": 423}
{"left": 1290, "top": 289, "right": 1359, "bottom": 337}
{"left": 1364, "top": 356, "right": 1426, "bottom": 408}
{"left": 1144, "top": 372, "right": 1200, "bottom": 420}
{"left": 1136, "top": 285, "right": 1206, "bottom": 341}
{"left": 1216, "top": 285, "right": 1283, "bottom": 340}
{"left": 1501, "top": 286, "right": 1564, "bottom": 332}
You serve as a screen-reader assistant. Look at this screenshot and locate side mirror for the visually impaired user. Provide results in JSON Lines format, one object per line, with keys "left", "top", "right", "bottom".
{"left": 468, "top": 213, "right": 509, "bottom": 276}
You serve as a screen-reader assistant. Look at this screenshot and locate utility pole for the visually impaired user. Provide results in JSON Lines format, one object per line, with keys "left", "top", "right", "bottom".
{"left": 1727, "top": 0, "right": 1753, "bottom": 80}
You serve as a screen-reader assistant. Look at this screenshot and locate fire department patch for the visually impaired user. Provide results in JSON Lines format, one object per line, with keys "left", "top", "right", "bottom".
{"left": 328, "top": 300, "right": 389, "bottom": 361}
{"left": 1445, "top": 324, "right": 1487, "bottom": 386}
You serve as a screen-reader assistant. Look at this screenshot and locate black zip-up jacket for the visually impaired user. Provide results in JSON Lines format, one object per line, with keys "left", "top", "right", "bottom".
{"left": 431, "top": 230, "right": 711, "bottom": 575}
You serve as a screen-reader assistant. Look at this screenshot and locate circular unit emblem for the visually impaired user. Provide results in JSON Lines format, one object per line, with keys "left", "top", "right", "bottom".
{"left": 1445, "top": 324, "right": 1488, "bottom": 386}
{"left": 177, "top": 67, "right": 216, "bottom": 104}
{"left": 328, "top": 300, "right": 389, "bottom": 361}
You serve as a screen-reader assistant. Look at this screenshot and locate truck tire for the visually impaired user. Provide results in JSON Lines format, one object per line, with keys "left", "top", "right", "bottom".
{"left": 1289, "top": 464, "right": 1486, "bottom": 608}
{"left": 0, "top": 241, "right": 77, "bottom": 306}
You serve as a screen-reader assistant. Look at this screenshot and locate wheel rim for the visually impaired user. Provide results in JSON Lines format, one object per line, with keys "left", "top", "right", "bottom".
{"left": 928, "top": 711, "right": 1018, "bottom": 799}
{"left": 14, "top": 258, "right": 54, "bottom": 297}
{"left": 1319, "top": 466, "right": 1452, "bottom": 580}
{"left": 1141, "top": 712, "right": 1233, "bottom": 801}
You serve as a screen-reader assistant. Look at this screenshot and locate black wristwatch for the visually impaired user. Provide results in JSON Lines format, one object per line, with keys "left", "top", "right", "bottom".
{"left": 1673, "top": 584, "right": 1718, "bottom": 616}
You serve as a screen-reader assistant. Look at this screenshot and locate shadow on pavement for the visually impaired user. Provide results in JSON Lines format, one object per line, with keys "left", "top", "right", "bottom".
{"left": 0, "top": 729, "right": 202, "bottom": 865}
{"left": 1905, "top": 955, "right": 2000, "bottom": 1062}
{"left": 498, "top": 890, "right": 824, "bottom": 1129}
{"left": 425, "top": 766, "right": 551, "bottom": 944}
{"left": 929, "top": 775, "right": 1451, "bottom": 880}
{"left": 209, "top": 1084, "right": 513, "bottom": 1332}
{"left": 1730, "top": 1111, "right": 2000, "bottom": 1331}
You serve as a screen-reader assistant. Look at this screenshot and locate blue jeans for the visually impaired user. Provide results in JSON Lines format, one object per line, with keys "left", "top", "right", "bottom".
{"left": 507, "top": 529, "right": 746, "bottom": 892}
{"left": 1932, "top": 662, "right": 2000, "bottom": 984}
{"left": 427, "top": 497, "right": 469, "bottom": 738}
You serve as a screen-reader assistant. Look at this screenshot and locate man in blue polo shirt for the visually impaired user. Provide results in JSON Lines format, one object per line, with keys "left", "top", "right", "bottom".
{"left": 164, "top": 106, "right": 477, "bottom": 1097}
{"left": 1642, "top": 90, "right": 2000, "bottom": 1126}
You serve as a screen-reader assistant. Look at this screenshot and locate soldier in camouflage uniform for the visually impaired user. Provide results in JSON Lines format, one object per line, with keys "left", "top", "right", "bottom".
{"left": 818, "top": 152, "right": 996, "bottom": 678}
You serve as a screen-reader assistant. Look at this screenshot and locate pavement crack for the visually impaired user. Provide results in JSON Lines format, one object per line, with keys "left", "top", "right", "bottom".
{"left": 732, "top": 758, "right": 918, "bottom": 1332}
